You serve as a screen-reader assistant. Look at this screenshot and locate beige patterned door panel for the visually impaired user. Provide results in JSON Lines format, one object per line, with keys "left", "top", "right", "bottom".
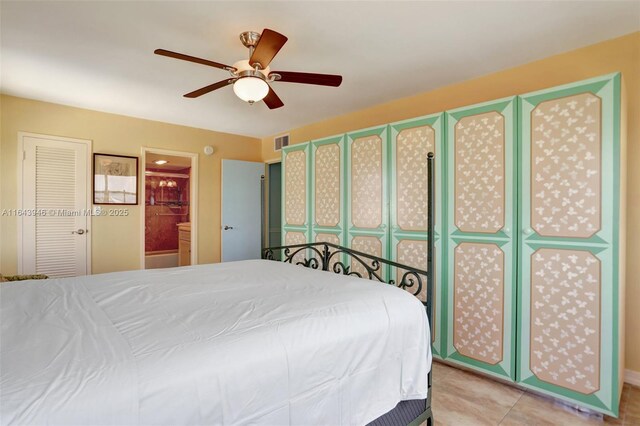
{"left": 350, "top": 236, "right": 383, "bottom": 279}
{"left": 396, "top": 239, "right": 430, "bottom": 303}
{"left": 351, "top": 136, "right": 383, "bottom": 229}
{"left": 315, "top": 232, "right": 341, "bottom": 272}
{"left": 396, "top": 238, "right": 435, "bottom": 343}
{"left": 453, "top": 242, "right": 505, "bottom": 365}
{"left": 529, "top": 248, "right": 600, "bottom": 394}
{"left": 391, "top": 117, "right": 442, "bottom": 350}
{"left": 314, "top": 144, "right": 341, "bottom": 227}
{"left": 285, "top": 150, "right": 307, "bottom": 227}
{"left": 285, "top": 231, "right": 307, "bottom": 265}
{"left": 396, "top": 126, "right": 435, "bottom": 231}
{"left": 518, "top": 75, "right": 621, "bottom": 416}
{"left": 446, "top": 99, "right": 516, "bottom": 377}
{"left": 454, "top": 112, "right": 505, "bottom": 233}
{"left": 530, "top": 93, "right": 601, "bottom": 238}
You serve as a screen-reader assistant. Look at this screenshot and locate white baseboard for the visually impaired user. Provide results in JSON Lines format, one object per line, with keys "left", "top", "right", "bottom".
{"left": 625, "top": 369, "right": 640, "bottom": 386}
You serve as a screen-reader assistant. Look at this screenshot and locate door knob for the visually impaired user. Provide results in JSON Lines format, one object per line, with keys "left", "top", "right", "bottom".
{"left": 72, "top": 229, "right": 86, "bottom": 235}
{"left": 224, "top": 225, "right": 234, "bottom": 230}
{"left": 523, "top": 227, "right": 534, "bottom": 235}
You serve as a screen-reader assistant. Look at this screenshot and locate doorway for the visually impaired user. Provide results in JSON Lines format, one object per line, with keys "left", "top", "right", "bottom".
{"left": 141, "top": 148, "right": 198, "bottom": 269}
{"left": 265, "top": 161, "right": 282, "bottom": 254}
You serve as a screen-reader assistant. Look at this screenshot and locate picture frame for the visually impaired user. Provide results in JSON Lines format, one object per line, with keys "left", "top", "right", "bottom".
{"left": 93, "top": 153, "right": 139, "bottom": 205}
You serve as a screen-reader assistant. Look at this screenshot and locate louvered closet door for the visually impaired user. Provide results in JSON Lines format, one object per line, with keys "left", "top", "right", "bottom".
{"left": 517, "top": 74, "right": 621, "bottom": 416}
{"left": 346, "top": 126, "right": 389, "bottom": 280}
{"left": 21, "top": 134, "right": 90, "bottom": 277}
{"left": 389, "top": 114, "right": 444, "bottom": 357}
{"left": 281, "top": 142, "right": 311, "bottom": 264}
{"left": 311, "top": 135, "right": 345, "bottom": 270}
{"left": 444, "top": 98, "right": 517, "bottom": 380}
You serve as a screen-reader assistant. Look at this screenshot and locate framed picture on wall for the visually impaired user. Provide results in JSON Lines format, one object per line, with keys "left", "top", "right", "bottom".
{"left": 93, "top": 153, "right": 138, "bottom": 205}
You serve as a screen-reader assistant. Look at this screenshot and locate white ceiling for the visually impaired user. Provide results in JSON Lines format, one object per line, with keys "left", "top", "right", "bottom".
{"left": 1, "top": 1, "right": 638, "bottom": 138}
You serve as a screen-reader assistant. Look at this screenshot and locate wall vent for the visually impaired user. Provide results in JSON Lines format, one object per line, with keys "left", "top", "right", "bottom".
{"left": 274, "top": 134, "right": 290, "bottom": 151}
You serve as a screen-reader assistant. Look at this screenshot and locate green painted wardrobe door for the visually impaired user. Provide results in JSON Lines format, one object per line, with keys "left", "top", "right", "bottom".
{"left": 281, "top": 142, "right": 311, "bottom": 263}
{"left": 389, "top": 113, "right": 444, "bottom": 357}
{"left": 345, "top": 126, "right": 389, "bottom": 279}
{"left": 517, "top": 74, "right": 621, "bottom": 417}
{"left": 444, "top": 97, "right": 518, "bottom": 380}
{"left": 311, "top": 135, "right": 346, "bottom": 268}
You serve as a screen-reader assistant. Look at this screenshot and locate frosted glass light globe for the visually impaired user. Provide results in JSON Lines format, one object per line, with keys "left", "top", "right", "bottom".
{"left": 233, "top": 77, "right": 269, "bottom": 103}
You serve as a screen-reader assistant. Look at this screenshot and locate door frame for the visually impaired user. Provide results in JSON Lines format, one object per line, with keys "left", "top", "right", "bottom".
{"left": 140, "top": 147, "right": 198, "bottom": 268}
{"left": 16, "top": 132, "right": 93, "bottom": 275}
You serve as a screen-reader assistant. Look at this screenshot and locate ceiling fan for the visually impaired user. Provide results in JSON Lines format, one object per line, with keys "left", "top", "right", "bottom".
{"left": 155, "top": 28, "right": 342, "bottom": 110}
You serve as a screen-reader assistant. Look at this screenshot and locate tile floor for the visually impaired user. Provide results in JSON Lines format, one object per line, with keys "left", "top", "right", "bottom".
{"left": 431, "top": 361, "right": 640, "bottom": 425}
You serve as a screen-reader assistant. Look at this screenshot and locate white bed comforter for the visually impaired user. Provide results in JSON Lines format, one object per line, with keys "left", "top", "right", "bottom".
{"left": 1, "top": 260, "right": 431, "bottom": 426}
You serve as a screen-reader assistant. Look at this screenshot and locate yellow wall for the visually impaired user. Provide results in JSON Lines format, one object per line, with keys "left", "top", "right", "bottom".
{"left": 261, "top": 32, "right": 640, "bottom": 373}
{"left": 0, "top": 95, "right": 261, "bottom": 274}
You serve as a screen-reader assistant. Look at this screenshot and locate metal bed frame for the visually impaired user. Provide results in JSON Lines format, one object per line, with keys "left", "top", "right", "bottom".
{"left": 262, "top": 152, "right": 435, "bottom": 426}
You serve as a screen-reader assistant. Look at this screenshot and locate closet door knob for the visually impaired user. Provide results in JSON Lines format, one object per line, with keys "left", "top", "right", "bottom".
{"left": 523, "top": 227, "right": 534, "bottom": 235}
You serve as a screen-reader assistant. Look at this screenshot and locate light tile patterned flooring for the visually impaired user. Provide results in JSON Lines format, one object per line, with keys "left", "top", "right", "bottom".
{"left": 431, "top": 361, "right": 640, "bottom": 425}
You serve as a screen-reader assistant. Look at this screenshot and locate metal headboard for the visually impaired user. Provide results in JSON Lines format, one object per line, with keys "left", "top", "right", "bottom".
{"left": 262, "top": 152, "right": 435, "bottom": 327}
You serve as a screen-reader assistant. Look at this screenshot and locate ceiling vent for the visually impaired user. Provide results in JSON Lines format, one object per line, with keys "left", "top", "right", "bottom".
{"left": 274, "top": 134, "right": 290, "bottom": 151}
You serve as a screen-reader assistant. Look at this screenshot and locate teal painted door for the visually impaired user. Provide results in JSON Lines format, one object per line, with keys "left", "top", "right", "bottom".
{"left": 281, "top": 142, "right": 311, "bottom": 263}
{"left": 517, "top": 74, "right": 622, "bottom": 416}
{"left": 310, "top": 135, "right": 346, "bottom": 268}
{"left": 346, "top": 126, "right": 389, "bottom": 279}
{"left": 389, "top": 113, "right": 444, "bottom": 357}
{"left": 444, "top": 97, "right": 518, "bottom": 380}
{"left": 221, "top": 159, "right": 265, "bottom": 261}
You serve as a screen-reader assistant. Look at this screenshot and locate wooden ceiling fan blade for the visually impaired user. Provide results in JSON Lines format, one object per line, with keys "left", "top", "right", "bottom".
{"left": 249, "top": 29, "right": 288, "bottom": 69}
{"left": 263, "top": 86, "right": 284, "bottom": 109}
{"left": 155, "top": 49, "right": 234, "bottom": 71}
{"left": 184, "top": 79, "right": 236, "bottom": 98}
{"left": 271, "top": 71, "right": 342, "bottom": 87}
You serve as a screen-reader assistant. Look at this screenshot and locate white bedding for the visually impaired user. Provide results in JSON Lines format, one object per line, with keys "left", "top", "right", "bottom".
{"left": 1, "top": 260, "right": 431, "bottom": 425}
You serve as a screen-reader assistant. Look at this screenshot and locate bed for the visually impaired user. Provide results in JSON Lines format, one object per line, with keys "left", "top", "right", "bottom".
{"left": 1, "top": 154, "right": 435, "bottom": 426}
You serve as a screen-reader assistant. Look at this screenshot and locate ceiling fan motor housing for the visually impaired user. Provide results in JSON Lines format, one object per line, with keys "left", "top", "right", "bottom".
{"left": 239, "top": 31, "right": 261, "bottom": 49}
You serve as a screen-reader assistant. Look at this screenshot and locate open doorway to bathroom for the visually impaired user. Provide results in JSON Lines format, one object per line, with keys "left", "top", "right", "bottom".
{"left": 141, "top": 148, "right": 198, "bottom": 269}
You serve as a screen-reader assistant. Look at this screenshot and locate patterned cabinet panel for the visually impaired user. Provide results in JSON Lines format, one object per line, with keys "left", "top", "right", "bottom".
{"left": 444, "top": 97, "right": 518, "bottom": 380}
{"left": 310, "top": 135, "right": 346, "bottom": 268}
{"left": 389, "top": 113, "right": 444, "bottom": 356}
{"left": 517, "top": 74, "right": 622, "bottom": 416}
{"left": 346, "top": 126, "right": 389, "bottom": 279}
{"left": 281, "top": 142, "right": 311, "bottom": 247}
{"left": 453, "top": 243, "right": 505, "bottom": 365}
{"left": 284, "top": 230, "right": 308, "bottom": 264}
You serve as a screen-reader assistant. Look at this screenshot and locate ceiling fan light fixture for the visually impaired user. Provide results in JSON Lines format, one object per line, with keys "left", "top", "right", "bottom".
{"left": 233, "top": 76, "right": 269, "bottom": 103}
